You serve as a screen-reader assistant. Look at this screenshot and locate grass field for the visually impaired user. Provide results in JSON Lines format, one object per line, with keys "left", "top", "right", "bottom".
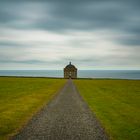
{"left": 0, "top": 77, "right": 66, "bottom": 140}
{"left": 74, "top": 79, "right": 140, "bottom": 140}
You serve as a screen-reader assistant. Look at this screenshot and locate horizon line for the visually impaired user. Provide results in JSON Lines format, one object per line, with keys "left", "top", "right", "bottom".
{"left": 0, "top": 69, "right": 140, "bottom": 71}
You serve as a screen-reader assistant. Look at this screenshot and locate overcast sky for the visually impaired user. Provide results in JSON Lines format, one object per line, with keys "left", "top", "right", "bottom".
{"left": 0, "top": 0, "right": 140, "bottom": 70}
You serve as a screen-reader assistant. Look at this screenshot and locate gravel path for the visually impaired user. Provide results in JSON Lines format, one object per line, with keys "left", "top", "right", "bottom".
{"left": 12, "top": 79, "right": 108, "bottom": 140}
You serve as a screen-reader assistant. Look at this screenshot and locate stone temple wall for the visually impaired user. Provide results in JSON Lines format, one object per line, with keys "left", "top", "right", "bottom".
{"left": 64, "top": 68, "right": 77, "bottom": 79}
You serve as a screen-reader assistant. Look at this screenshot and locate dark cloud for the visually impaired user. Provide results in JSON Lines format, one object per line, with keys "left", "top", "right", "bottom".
{"left": 118, "top": 37, "right": 140, "bottom": 46}
{"left": 0, "top": 0, "right": 140, "bottom": 41}
{"left": 0, "top": 0, "right": 139, "bottom": 42}
{"left": 0, "top": 41, "right": 24, "bottom": 47}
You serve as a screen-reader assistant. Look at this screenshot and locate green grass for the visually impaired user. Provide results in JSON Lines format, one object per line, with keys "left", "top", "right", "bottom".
{"left": 0, "top": 77, "right": 66, "bottom": 140}
{"left": 74, "top": 79, "right": 140, "bottom": 140}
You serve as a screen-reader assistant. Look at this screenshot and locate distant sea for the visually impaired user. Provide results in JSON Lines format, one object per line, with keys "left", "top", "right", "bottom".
{"left": 0, "top": 70, "right": 140, "bottom": 79}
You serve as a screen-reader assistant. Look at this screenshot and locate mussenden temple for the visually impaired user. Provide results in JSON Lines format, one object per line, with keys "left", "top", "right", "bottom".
{"left": 64, "top": 62, "right": 77, "bottom": 79}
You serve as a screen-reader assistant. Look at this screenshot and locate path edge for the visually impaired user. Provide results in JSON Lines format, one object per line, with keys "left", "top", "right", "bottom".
{"left": 9, "top": 80, "right": 68, "bottom": 140}
{"left": 72, "top": 79, "right": 110, "bottom": 140}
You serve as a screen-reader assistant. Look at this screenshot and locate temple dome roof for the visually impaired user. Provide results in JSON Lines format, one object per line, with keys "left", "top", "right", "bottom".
{"left": 64, "top": 62, "right": 77, "bottom": 69}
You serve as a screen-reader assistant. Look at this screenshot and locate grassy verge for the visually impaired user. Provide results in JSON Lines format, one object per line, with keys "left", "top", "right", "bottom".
{"left": 74, "top": 79, "right": 140, "bottom": 140}
{"left": 0, "top": 77, "right": 66, "bottom": 140}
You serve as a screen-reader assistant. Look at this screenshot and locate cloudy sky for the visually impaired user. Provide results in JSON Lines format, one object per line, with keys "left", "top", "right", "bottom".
{"left": 0, "top": 0, "right": 140, "bottom": 70}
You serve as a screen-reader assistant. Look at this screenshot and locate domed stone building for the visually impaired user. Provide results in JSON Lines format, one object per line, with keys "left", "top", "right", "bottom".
{"left": 64, "top": 62, "right": 77, "bottom": 79}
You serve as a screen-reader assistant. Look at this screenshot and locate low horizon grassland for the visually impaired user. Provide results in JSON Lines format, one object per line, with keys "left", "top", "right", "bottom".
{"left": 0, "top": 77, "right": 66, "bottom": 140}
{"left": 74, "top": 79, "right": 140, "bottom": 140}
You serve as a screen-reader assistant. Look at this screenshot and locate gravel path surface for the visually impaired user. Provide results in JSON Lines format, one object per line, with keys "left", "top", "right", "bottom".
{"left": 12, "top": 79, "right": 108, "bottom": 140}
